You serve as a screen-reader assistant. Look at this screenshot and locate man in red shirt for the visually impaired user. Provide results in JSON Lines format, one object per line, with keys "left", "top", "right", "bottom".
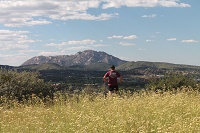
{"left": 103, "top": 65, "right": 123, "bottom": 96}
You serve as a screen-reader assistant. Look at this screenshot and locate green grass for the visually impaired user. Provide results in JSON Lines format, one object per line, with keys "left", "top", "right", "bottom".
{"left": 0, "top": 90, "right": 200, "bottom": 133}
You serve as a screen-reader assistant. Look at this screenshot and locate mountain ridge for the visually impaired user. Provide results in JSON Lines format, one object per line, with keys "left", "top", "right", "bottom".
{"left": 21, "top": 50, "right": 127, "bottom": 67}
{"left": 1, "top": 50, "right": 200, "bottom": 71}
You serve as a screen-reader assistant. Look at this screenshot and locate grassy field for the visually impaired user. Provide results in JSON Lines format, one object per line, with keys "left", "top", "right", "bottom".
{"left": 0, "top": 89, "right": 200, "bottom": 133}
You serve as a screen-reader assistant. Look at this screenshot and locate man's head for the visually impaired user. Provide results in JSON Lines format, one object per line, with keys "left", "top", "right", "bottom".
{"left": 110, "top": 65, "right": 115, "bottom": 70}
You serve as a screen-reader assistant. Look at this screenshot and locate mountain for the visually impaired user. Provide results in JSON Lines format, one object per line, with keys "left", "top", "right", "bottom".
{"left": 3, "top": 50, "right": 200, "bottom": 71}
{"left": 21, "top": 50, "right": 127, "bottom": 67}
{"left": 82, "top": 62, "right": 112, "bottom": 70}
{"left": 117, "top": 61, "right": 200, "bottom": 71}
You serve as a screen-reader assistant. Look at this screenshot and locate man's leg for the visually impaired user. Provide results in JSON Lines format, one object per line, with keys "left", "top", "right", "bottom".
{"left": 108, "top": 90, "right": 112, "bottom": 96}
{"left": 114, "top": 85, "right": 119, "bottom": 95}
{"left": 114, "top": 90, "right": 118, "bottom": 95}
{"left": 108, "top": 86, "right": 114, "bottom": 96}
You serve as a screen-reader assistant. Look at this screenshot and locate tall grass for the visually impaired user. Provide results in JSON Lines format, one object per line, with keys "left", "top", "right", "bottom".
{"left": 0, "top": 88, "right": 200, "bottom": 133}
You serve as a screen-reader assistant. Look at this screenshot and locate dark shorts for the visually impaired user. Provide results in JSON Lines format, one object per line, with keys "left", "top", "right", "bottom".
{"left": 108, "top": 85, "right": 119, "bottom": 91}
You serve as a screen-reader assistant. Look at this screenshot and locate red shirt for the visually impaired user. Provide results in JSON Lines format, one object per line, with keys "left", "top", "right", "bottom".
{"left": 104, "top": 70, "right": 121, "bottom": 86}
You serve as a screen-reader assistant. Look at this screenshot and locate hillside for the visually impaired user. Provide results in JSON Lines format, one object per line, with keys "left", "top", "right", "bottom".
{"left": 16, "top": 61, "right": 200, "bottom": 71}
{"left": 18, "top": 62, "right": 111, "bottom": 71}
{"left": 66, "top": 62, "right": 111, "bottom": 71}
{"left": 18, "top": 63, "right": 64, "bottom": 71}
{"left": 0, "top": 65, "right": 15, "bottom": 70}
{"left": 117, "top": 61, "right": 200, "bottom": 71}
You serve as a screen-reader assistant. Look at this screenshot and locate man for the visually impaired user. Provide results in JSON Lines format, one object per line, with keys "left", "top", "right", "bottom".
{"left": 103, "top": 65, "right": 123, "bottom": 96}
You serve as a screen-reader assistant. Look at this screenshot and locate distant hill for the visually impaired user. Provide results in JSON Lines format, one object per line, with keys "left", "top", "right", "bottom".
{"left": 19, "top": 62, "right": 112, "bottom": 71}
{"left": 0, "top": 65, "right": 15, "bottom": 70}
{"left": 117, "top": 61, "right": 200, "bottom": 71}
{"left": 21, "top": 50, "right": 127, "bottom": 67}
{"left": 18, "top": 63, "right": 64, "bottom": 71}
{"left": 18, "top": 60, "right": 200, "bottom": 72}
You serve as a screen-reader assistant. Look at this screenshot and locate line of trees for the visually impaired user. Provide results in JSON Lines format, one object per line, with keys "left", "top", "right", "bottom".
{"left": 146, "top": 74, "right": 199, "bottom": 92}
{"left": 1, "top": 69, "right": 199, "bottom": 104}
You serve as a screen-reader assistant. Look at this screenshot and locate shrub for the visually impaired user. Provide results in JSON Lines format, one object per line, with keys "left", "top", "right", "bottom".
{"left": 146, "top": 74, "right": 197, "bottom": 92}
{"left": 0, "top": 69, "right": 54, "bottom": 102}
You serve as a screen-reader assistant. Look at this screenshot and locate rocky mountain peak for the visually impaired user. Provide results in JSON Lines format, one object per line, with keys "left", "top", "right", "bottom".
{"left": 21, "top": 50, "right": 127, "bottom": 67}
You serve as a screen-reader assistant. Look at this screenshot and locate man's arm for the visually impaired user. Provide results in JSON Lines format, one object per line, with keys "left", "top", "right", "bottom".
{"left": 103, "top": 72, "right": 108, "bottom": 83}
{"left": 119, "top": 76, "right": 123, "bottom": 83}
{"left": 103, "top": 76, "right": 107, "bottom": 82}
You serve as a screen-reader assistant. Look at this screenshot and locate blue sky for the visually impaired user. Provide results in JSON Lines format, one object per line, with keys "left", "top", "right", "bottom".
{"left": 0, "top": 0, "right": 199, "bottom": 66}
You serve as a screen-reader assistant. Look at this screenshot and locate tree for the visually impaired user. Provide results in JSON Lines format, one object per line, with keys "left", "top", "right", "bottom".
{"left": 0, "top": 69, "right": 54, "bottom": 101}
{"left": 146, "top": 74, "right": 197, "bottom": 92}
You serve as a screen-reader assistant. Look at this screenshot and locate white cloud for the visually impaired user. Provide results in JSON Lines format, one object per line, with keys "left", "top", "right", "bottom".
{"left": 120, "top": 42, "right": 136, "bottom": 46}
{"left": 46, "top": 43, "right": 59, "bottom": 47}
{"left": 102, "top": 0, "right": 191, "bottom": 9}
{"left": 58, "top": 13, "right": 119, "bottom": 21}
{"left": 108, "top": 35, "right": 123, "bottom": 39}
{"left": 0, "top": 44, "right": 29, "bottom": 51}
{"left": 0, "top": 30, "right": 35, "bottom": 50}
{"left": 46, "top": 39, "right": 107, "bottom": 51}
{"left": 108, "top": 35, "right": 138, "bottom": 40}
{"left": 158, "top": 1, "right": 191, "bottom": 7}
{"left": 146, "top": 40, "right": 152, "bottom": 42}
{"left": 4, "top": 19, "right": 52, "bottom": 27}
{"left": 181, "top": 40, "right": 199, "bottom": 43}
{"left": 90, "top": 44, "right": 107, "bottom": 47}
{"left": 137, "top": 48, "right": 146, "bottom": 51}
{"left": 38, "top": 51, "right": 65, "bottom": 56}
{"left": 0, "top": 53, "right": 29, "bottom": 66}
{"left": 0, "top": 0, "right": 190, "bottom": 27}
{"left": 64, "top": 46, "right": 91, "bottom": 51}
{"left": 167, "top": 38, "right": 177, "bottom": 41}
{"left": 0, "top": 0, "right": 118, "bottom": 27}
{"left": 141, "top": 14, "right": 157, "bottom": 18}
{"left": 123, "top": 35, "right": 138, "bottom": 40}
{"left": 46, "top": 39, "right": 97, "bottom": 47}
{"left": 67, "top": 39, "right": 97, "bottom": 45}
{"left": 19, "top": 49, "right": 42, "bottom": 54}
